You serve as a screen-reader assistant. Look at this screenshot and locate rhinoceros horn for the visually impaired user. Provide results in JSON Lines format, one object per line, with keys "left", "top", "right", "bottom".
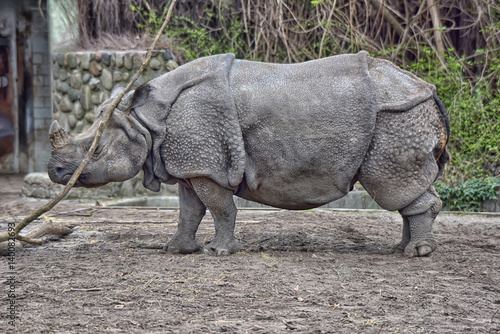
{"left": 49, "top": 120, "right": 71, "bottom": 148}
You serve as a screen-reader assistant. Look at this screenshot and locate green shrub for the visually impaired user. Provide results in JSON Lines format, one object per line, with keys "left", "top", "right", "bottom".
{"left": 405, "top": 47, "right": 500, "bottom": 185}
{"left": 130, "top": 2, "right": 500, "bottom": 192}
{"left": 436, "top": 177, "right": 500, "bottom": 212}
{"left": 130, "top": 3, "right": 169, "bottom": 34}
{"left": 165, "top": 7, "right": 250, "bottom": 62}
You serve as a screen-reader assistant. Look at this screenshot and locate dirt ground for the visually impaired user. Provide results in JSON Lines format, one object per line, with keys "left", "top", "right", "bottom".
{"left": 1, "top": 175, "right": 500, "bottom": 333}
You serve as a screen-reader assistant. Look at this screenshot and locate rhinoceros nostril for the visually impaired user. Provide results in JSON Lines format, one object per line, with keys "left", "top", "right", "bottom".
{"left": 56, "top": 167, "right": 66, "bottom": 175}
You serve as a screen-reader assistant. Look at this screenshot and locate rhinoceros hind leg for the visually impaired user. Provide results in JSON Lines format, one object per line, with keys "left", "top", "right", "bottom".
{"left": 397, "top": 187, "right": 441, "bottom": 257}
{"left": 165, "top": 184, "right": 206, "bottom": 254}
{"left": 191, "top": 177, "right": 240, "bottom": 256}
{"left": 394, "top": 216, "right": 410, "bottom": 254}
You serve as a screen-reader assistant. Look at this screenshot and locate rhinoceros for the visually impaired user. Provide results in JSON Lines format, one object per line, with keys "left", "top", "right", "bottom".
{"left": 48, "top": 51, "right": 449, "bottom": 257}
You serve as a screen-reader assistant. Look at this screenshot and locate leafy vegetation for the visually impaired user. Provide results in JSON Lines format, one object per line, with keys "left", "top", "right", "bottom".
{"left": 130, "top": 2, "right": 252, "bottom": 62}
{"left": 77, "top": 0, "right": 500, "bottom": 210}
{"left": 165, "top": 9, "right": 249, "bottom": 62}
{"left": 405, "top": 47, "right": 500, "bottom": 185}
{"left": 436, "top": 177, "right": 500, "bottom": 212}
{"left": 130, "top": 3, "right": 169, "bottom": 34}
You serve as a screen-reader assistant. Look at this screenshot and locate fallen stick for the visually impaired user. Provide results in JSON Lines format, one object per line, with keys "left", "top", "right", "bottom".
{"left": 0, "top": 0, "right": 177, "bottom": 249}
{"left": 66, "top": 287, "right": 104, "bottom": 292}
{"left": 0, "top": 221, "right": 73, "bottom": 255}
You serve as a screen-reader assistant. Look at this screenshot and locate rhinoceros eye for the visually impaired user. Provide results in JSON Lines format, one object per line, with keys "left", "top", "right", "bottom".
{"left": 82, "top": 143, "right": 102, "bottom": 158}
{"left": 92, "top": 146, "right": 103, "bottom": 158}
{"left": 94, "top": 105, "right": 106, "bottom": 117}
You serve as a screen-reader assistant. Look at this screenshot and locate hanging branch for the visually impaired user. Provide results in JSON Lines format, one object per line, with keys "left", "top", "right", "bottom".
{"left": 368, "top": 0, "right": 406, "bottom": 38}
{"left": 0, "top": 0, "right": 178, "bottom": 247}
{"left": 428, "top": 0, "right": 446, "bottom": 66}
{"left": 319, "top": 0, "right": 336, "bottom": 58}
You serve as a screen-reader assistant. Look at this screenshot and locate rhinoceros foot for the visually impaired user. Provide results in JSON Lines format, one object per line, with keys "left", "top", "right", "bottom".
{"left": 164, "top": 232, "right": 202, "bottom": 254}
{"left": 394, "top": 237, "right": 437, "bottom": 257}
{"left": 206, "top": 237, "right": 241, "bottom": 256}
{"left": 394, "top": 188, "right": 441, "bottom": 257}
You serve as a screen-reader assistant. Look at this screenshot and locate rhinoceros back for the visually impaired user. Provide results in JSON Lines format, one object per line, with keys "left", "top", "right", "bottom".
{"left": 140, "top": 52, "right": 434, "bottom": 208}
{"left": 228, "top": 52, "right": 434, "bottom": 209}
{"left": 228, "top": 53, "right": 377, "bottom": 208}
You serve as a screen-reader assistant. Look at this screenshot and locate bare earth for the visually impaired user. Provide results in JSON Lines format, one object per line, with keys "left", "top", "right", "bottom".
{"left": 1, "top": 176, "right": 500, "bottom": 333}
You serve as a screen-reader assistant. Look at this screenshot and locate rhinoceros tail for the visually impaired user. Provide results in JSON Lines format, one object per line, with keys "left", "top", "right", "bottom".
{"left": 432, "top": 90, "right": 451, "bottom": 181}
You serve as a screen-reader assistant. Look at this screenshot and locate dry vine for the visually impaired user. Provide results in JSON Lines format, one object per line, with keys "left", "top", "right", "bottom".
{"left": 74, "top": 0, "right": 499, "bottom": 67}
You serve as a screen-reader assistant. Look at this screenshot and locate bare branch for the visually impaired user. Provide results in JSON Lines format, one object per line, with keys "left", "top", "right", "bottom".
{"left": 0, "top": 0, "right": 178, "bottom": 247}
{"left": 428, "top": 0, "right": 446, "bottom": 66}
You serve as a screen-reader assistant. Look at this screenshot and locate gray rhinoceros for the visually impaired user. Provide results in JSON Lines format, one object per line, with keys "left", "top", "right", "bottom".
{"left": 48, "top": 51, "right": 449, "bottom": 257}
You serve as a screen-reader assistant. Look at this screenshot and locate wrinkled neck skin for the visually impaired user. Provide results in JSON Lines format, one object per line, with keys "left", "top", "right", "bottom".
{"left": 100, "top": 109, "right": 155, "bottom": 185}
{"left": 101, "top": 109, "right": 153, "bottom": 186}
{"left": 128, "top": 105, "right": 171, "bottom": 192}
{"left": 128, "top": 109, "right": 158, "bottom": 182}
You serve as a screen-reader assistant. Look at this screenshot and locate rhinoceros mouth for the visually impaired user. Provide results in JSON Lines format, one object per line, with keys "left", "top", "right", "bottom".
{"left": 60, "top": 173, "right": 72, "bottom": 185}
{"left": 47, "top": 166, "right": 73, "bottom": 185}
{"left": 74, "top": 173, "right": 92, "bottom": 187}
{"left": 74, "top": 173, "right": 109, "bottom": 188}
{"left": 52, "top": 170, "right": 85, "bottom": 187}
{"left": 49, "top": 166, "right": 107, "bottom": 188}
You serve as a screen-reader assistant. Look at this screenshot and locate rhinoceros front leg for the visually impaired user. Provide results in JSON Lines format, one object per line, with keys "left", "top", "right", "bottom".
{"left": 165, "top": 184, "right": 206, "bottom": 254}
{"left": 190, "top": 177, "right": 240, "bottom": 256}
{"left": 396, "top": 187, "right": 442, "bottom": 257}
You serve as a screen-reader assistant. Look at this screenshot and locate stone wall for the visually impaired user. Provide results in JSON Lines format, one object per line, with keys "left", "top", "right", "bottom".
{"left": 22, "top": 172, "right": 178, "bottom": 199}
{"left": 52, "top": 50, "right": 178, "bottom": 134}
{"left": 49, "top": 50, "right": 179, "bottom": 197}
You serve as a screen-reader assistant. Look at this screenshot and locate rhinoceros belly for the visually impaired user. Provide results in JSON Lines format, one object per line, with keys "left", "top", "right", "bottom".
{"left": 230, "top": 57, "right": 376, "bottom": 210}
{"left": 234, "top": 123, "right": 365, "bottom": 210}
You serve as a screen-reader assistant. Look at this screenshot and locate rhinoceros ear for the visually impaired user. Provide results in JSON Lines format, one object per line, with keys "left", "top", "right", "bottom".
{"left": 117, "top": 84, "right": 150, "bottom": 111}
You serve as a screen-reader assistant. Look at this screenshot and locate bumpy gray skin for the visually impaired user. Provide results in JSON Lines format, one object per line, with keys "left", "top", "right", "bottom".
{"left": 48, "top": 51, "right": 449, "bottom": 257}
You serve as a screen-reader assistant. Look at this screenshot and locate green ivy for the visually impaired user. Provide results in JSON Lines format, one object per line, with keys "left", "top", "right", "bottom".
{"left": 130, "top": 4, "right": 169, "bottom": 34}
{"left": 436, "top": 177, "right": 500, "bottom": 212}
{"left": 405, "top": 47, "right": 500, "bottom": 184}
{"left": 129, "top": 4, "right": 500, "bottom": 194}
{"left": 165, "top": 7, "right": 250, "bottom": 62}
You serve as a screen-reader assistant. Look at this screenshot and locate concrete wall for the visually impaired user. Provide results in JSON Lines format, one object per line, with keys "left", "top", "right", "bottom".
{"left": 49, "top": 0, "right": 79, "bottom": 52}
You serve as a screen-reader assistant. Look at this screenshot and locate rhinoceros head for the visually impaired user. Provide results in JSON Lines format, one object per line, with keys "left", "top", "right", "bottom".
{"left": 47, "top": 86, "right": 152, "bottom": 188}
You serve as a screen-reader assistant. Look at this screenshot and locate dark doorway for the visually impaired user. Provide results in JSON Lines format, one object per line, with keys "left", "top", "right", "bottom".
{"left": 0, "top": 37, "right": 15, "bottom": 164}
